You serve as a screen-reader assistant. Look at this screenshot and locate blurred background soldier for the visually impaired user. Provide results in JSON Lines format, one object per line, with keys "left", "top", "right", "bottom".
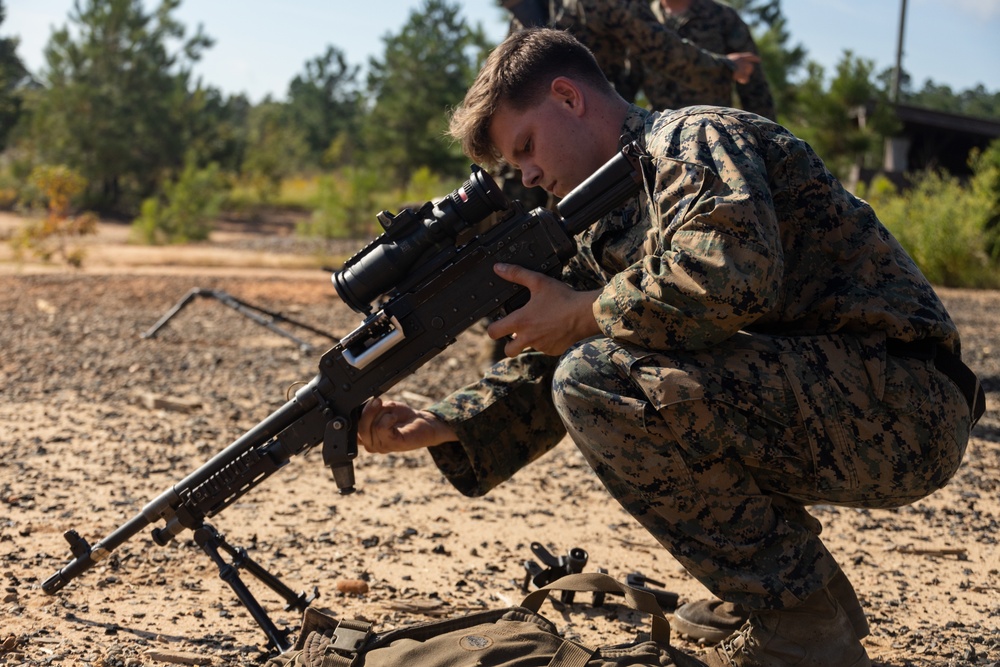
{"left": 501, "top": 0, "right": 759, "bottom": 110}
{"left": 650, "top": 0, "right": 776, "bottom": 119}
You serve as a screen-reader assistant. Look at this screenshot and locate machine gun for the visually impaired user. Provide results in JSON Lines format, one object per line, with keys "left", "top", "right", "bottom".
{"left": 42, "top": 142, "right": 647, "bottom": 652}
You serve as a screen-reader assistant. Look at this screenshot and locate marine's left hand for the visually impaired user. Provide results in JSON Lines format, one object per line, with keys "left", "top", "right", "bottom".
{"left": 488, "top": 263, "right": 602, "bottom": 357}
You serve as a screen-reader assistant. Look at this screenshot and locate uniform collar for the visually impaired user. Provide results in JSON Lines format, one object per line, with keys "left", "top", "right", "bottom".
{"left": 621, "top": 104, "right": 652, "bottom": 148}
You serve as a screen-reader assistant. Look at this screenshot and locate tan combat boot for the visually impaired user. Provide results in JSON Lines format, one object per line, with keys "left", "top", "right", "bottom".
{"left": 675, "top": 568, "right": 870, "bottom": 645}
{"left": 700, "top": 585, "right": 870, "bottom": 667}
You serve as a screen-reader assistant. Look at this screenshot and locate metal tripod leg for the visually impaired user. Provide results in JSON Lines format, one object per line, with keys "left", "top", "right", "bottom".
{"left": 141, "top": 287, "right": 339, "bottom": 352}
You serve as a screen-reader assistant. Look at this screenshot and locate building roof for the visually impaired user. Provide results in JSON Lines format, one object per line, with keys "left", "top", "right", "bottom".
{"left": 890, "top": 102, "right": 1000, "bottom": 176}
{"left": 893, "top": 103, "right": 1000, "bottom": 139}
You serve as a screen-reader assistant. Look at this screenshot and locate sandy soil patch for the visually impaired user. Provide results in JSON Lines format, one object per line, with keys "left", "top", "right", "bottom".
{"left": 1, "top": 212, "right": 997, "bottom": 666}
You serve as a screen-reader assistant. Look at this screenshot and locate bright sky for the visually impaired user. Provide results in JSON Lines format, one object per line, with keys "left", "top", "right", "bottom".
{"left": 6, "top": 0, "right": 1000, "bottom": 105}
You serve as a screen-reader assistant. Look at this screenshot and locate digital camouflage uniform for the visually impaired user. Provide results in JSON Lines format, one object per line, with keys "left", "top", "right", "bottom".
{"left": 649, "top": 0, "right": 776, "bottom": 118}
{"left": 428, "top": 104, "right": 973, "bottom": 611}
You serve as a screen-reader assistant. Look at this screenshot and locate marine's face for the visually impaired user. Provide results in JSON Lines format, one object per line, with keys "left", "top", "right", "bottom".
{"left": 488, "top": 84, "right": 605, "bottom": 198}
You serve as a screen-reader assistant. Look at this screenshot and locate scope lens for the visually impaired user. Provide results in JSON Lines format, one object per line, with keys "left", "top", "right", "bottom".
{"left": 333, "top": 168, "right": 508, "bottom": 312}
{"left": 432, "top": 167, "right": 508, "bottom": 237}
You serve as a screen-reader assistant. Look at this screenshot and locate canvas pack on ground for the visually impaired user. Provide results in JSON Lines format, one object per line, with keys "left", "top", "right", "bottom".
{"left": 266, "top": 572, "right": 706, "bottom": 667}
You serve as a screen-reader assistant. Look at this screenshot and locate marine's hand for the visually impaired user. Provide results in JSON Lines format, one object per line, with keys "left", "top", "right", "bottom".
{"left": 727, "top": 52, "right": 760, "bottom": 84}
{"left": 357, "top": 397, "right": 457, "bottom": 454}
{"left": 489, "top": 263, "right": 601, "bottom": 357}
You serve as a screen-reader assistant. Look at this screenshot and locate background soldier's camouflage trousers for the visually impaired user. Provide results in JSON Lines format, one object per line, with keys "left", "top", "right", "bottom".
{"left": 551, "top": 331, "right": 971, "bottom": 612}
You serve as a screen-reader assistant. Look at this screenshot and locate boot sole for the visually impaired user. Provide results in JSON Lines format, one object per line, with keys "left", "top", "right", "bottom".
{"left": 672, "top": 617, "right": 739, "bottom": 644}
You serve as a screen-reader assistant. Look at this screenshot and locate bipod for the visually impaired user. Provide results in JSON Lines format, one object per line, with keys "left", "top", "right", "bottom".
{"left": 141, "top": 287, "right": 339, "bottom": 353}
{"left": 193, "top": 522, "right": 319, "bottom": 653}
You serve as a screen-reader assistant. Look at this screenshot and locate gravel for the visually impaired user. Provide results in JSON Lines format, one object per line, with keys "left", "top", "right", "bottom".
{"left": 1, "top": 271, "right": 997, "bottom": 666}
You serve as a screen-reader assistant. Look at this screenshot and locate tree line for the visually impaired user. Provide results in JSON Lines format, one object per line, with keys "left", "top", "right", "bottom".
{"left": 0, "top": 0, "right": 998, "bottom": 245}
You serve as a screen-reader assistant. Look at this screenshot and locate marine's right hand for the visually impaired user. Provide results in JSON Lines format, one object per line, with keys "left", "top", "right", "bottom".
{"left": 727, "top": 52, "right": 760, "bottom": 84}
{"left": 357, "top": 397, "right": 458, "bottom": 454}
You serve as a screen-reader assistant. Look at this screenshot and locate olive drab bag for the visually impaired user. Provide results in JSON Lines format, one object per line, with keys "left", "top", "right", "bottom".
{"left": 266, "top": 572, "right": 705, "bottom": 667}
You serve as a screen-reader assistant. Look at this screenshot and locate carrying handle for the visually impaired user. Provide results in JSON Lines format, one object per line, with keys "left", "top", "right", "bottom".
{"left": 520, "top": 572, "right": 672, "bottom": 645}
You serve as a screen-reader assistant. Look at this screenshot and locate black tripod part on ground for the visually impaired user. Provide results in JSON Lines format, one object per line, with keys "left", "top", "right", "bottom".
{"left": 141, "top": 287, "right": 339, "bottom": 352}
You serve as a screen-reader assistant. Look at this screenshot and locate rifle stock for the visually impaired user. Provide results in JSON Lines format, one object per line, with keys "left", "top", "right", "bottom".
{"left": 42, "top": 142, "right": 646, "bottom": 650}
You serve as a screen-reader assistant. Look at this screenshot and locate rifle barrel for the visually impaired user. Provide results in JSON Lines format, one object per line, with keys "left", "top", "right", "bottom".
{"left": 558, "top": 145, "right": 643, "bottom": 236}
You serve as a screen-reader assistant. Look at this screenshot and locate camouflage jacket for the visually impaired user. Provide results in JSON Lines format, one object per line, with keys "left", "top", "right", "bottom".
{"left": 649, "top": 0, "right": 776, "bottom": 118}
{"left": 428, "top": 104, "right": 958, "bottom": 497}
{"left": 509, "top": 0, "right": 737, "bottom": 108}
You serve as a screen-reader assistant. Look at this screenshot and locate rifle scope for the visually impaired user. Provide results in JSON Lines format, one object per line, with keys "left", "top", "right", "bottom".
{"left": 333, "top": 167, "right": 508, "bottom": 313}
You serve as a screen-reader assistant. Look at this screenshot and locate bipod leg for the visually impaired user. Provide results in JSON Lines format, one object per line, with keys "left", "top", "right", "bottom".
{"left": 210, "top": 290, "right": 339, "bottom": 345}
{"left": 140, "top": 288, "right": 203, "bottom": 340}
{"left": 206, "top": 289, "right": 325, "bottom": 353}
{"left": 142, "top": 287, "right": 338, "bottom": 353}
{"left": 193, "top": 522, "right": 294, "bottom": 653}
{"left": 217, "top": 533, "right": 319, "bottom": 613}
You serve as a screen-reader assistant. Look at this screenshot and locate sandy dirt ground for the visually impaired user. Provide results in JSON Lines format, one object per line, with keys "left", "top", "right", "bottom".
{"left": 0, "top": 214, "right": 998, "bottom": 666}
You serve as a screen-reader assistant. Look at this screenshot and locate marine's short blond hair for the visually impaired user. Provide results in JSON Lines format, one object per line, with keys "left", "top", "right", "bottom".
{"left": 449, "top": 28, "right": 614, "bottom": 167}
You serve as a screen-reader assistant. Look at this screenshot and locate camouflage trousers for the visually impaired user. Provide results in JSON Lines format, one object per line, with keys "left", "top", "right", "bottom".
{"left": 551, "top": 332, "right": 971, "bottom": 611}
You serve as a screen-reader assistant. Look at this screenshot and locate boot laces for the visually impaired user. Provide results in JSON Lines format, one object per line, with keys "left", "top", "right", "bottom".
{"left": 717, "top": 619, "right": 762, "bottom": 661}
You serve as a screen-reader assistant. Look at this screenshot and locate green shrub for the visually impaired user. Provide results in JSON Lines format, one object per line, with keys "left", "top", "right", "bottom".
{"left": 300, "top": 167, "right": 380, "bottom": 239}
{"left": 397, "top": 166, "right": 461, "bottom": 208}
{"left": 0, "top": 167, "right": 19, "bottom": 210}
{"left": 132, "top": 158, "right": 224, "bottom": 244}
{"left": 299, "top": 166, "right": 467, "bottom": 241}
{"left": 968, "top": 140, "right": 1000, "bottom": 260}
{"left": 0, "top": 186, "right": 16, "bottom": 210}
{"left": 9, "top": 164, "right": 96, "bottom": 267}
{"left": 864, "top": 167, "right": 1000, "bottom": 289}
{"left": 277, "top": 175, "right": 321, "bottom": 208}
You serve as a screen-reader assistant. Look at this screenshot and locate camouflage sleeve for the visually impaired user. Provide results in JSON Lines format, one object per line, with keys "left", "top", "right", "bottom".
{"left": 734, "top": 64, "right": 775, "bottom": 120}
{"left": 721, "top": 9, "right": 776, "bottom": 119}
{"left": 425, "top": 351, "right": 566, "bottom": 497}
{"left": 569, "top": 0, "right": 734, "bottom": 110}
{"left": 594, "top": 111, "right": 782, "bottom": 350}
{"left": 561, "top": 237, "right": 610, "bottom": 290}
{"left": 424, "top": 200, "right": 623, "bottom": 497}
